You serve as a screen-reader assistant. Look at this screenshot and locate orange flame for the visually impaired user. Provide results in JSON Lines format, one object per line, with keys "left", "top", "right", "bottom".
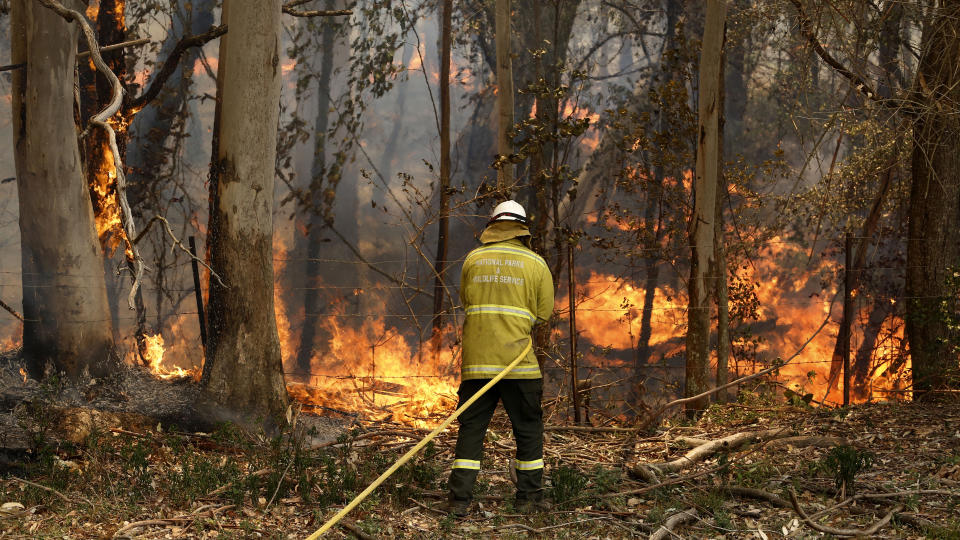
{"left": 135, "top": 332, "right": 199, "bottom": 380}
{"left": 273, "top": 252, "right": 457, "bottom": 427}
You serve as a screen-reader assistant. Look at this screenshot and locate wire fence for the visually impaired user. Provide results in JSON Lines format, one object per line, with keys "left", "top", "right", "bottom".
{"left": 0, "top": 234, "right": 920, "bottom": 414}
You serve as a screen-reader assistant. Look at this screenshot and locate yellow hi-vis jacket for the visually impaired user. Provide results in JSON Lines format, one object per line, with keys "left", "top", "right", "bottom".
{"left": 459, "top": 222, "right": 554, "bottom": 380}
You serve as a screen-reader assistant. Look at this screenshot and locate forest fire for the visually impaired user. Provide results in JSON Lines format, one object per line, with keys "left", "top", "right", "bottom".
{"left": 564, "top": 236, "right": 912, "bottom": 407}
{"left": 132, "top": 332, "right": 199, "bottom": 380}
{"left": 91, "top": 138, "right": 126, "bottom": 254}
{"left": 272, "top": 254, "right": 458, "bottom": 427}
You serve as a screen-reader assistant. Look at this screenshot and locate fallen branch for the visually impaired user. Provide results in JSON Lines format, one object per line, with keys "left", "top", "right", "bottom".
{"left": 649, "top": 508, "right": 697, "bottom": 540}
{"left": 499, "top": 516, "right": 612, "bottom": 534}
{"left": 339, "top": 517, "right": 377, "bottom": 540}
{"left": 113, "top": 505, "right": 234, "bottom": 539}
{"left": 0, "top": 298, "right": 23, "bottom": 322}
{"left": 647, "top": 428, "right": 789, "bottom": 475}
{"left": 37, "top": 0, "right": 145, "bottom": 311}
{"left": 789, "top": 490, "right": 901, "bottom": 537}
{"left": 722, "top": 486, "right": 791, "bottom": 509}
{"left": 407, "top": 497, "right": 447, "bottom": 515}
{"left": 545, "top": 425, "right": 640, "bottom": 433}
{"left": 308, "top": 428, "right": 428, "bottom": 450}
{"left": 11, "top": 476, "right": 90, "bottom": 506}
{"left": 205, "top": 468, "right": 271, "bottom": 498}
{"left": 673, "top": 436, "right": 711, "bottom": 447}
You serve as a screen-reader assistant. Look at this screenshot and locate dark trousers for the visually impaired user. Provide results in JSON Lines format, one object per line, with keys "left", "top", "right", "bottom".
{"left": 448, "top": 378, "right": 544, "bottom": 502}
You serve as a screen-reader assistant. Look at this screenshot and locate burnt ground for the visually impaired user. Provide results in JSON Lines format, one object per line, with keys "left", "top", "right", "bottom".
{"left": 0, "top": 348, "right": 344, "bottom": 453}
{"left": 0, "top": 353, "right": 958, "bottom": 539}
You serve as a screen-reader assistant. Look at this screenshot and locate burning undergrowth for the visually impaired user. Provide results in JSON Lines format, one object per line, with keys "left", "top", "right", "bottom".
{"left": 556, "top": 234, "right": 911, "bottom": 412}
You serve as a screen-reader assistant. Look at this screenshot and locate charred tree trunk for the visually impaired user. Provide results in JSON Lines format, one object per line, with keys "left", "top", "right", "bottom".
{"left": 906, "top": 1, "right": 960, "bottom": 394}
{"left": 685, "top": 0, "right": 726, "bottom": 414}
{"left": 203, "top": 0, "right": 289, "bottom": 424}
{"left": 431, "top": 0, "right": 452, "bottom": 339}
{"left": 295, "top": 7, "right": 340, "bottom": 374}
{"left": 494, "top": 0, "right": 514, "bottom": 193}
{"left": 12, "top": 0, "right": 117, "bottom": 380}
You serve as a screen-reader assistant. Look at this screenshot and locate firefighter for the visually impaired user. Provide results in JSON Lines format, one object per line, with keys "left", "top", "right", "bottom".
{"left": 447, "top": 200, "right": 554, "bottom": 516}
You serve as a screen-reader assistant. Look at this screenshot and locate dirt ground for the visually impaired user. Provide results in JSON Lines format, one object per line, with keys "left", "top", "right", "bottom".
{"left": 1, "top": 351, "right": 959, "bottom": 539}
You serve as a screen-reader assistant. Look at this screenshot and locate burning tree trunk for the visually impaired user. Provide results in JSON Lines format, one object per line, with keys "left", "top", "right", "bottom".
{"left": 494, "top": 0, "right": 514, "bottom": 193}
{"left": 11, "top": 0, "right": 117, "bottom": 379}
{"left": 685, "top": 0, "right": 726, "bottom": 414}
{"left": 203, "top": 0, "right": 289, "bottom": 423}
{"left": 906, "top": 1, "right": 960, "bottom": 394}
{"left": 126, "top": 0, "right": 216, "bottom": 336}
{"left": 430, "top": 0, "right": 452, "bottom": 340}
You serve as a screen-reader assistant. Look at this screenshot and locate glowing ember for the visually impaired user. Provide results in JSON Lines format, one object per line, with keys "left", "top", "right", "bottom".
{"left": 19, "top": 367, "right": 27, "bottom": 383}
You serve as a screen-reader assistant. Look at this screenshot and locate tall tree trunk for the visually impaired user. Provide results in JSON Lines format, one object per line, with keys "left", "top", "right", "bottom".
{"left": 494, "top": 0, "right": 514, "bottom": 193}
{"left": 296, "top": 6, "right": 340, "bottom": 374}
{"left": 431, "top": 0, "right": 452, "bottom": 339}
{"left": 714, "top": 183, "right": 730, "bottom": 402}
{"left": 906, "top": 0, "right": 960, "bottom": 394}
{"left": 12, "top": 0, "right": 117, "bottom": 380}
{"left": 203, "top": 0, "right": 289, "bottom": 424}
{"left": 685, "top": 0, "right": 726, "bottom": 414}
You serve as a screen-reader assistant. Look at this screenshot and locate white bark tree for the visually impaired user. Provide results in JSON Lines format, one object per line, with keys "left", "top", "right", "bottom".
{"left": 12, "top": 0, "right": 116, "bottom": 380}
{"left": 685, "top": 0, "right": 727, "bottom": 413}
{"left": 202, "top": 0, "right": 289, "bottom": 424}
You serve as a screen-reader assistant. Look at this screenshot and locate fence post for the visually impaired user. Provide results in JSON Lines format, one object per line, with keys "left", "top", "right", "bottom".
{"left": 188, "top": 236, "right": 207, "bottom": 356}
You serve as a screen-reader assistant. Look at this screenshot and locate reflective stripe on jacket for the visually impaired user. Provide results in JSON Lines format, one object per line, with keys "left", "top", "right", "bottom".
{"left": 460, "top": 235, "right": 554, "bottom": 380}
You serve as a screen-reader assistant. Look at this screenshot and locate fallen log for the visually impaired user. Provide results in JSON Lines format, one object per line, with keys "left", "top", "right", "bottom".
{"left": 788, "top": 490, "right": 901, "bottom": 537}
{"left": 648, "top": 508, "right": 698, "bottom": 540}
{"left": 645, "top": 428, "right": 790, "bottom": 475}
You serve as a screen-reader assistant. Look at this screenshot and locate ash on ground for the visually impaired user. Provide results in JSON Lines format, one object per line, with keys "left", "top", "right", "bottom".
{"left": 0, "top": 348, "right": 345, "bottom": 452}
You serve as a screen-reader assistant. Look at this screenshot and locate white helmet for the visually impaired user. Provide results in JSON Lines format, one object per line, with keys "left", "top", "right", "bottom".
{"left": 489, "top": 200, "right": 528, "bottom": 225}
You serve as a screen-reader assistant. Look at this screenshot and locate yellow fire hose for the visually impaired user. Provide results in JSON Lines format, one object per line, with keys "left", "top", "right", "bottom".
{"left": 305, "top": 338, "right": 533, "bottom": 539}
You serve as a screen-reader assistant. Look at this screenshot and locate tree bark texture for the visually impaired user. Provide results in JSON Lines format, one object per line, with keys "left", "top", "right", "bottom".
{"left": 12, "top": 0, "right": 116, "bottom": 379}
{"left": 685, "top": 0, "right": 726, "bottom": 413}
{"left": 494, "top": 0, "right": 514, "bottom": 192}
{"left": 906, "top": 0, "right": 960, "bottom": 394}
{"left": 203, "top": 0, "right": 289, "bottom": 423}
{"left": 431, "top": 0, "right": 452, "bottom": 336}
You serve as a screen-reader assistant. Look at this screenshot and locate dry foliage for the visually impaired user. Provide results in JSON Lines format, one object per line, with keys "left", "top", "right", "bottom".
{"left": 2, "top": 392, "right": 960, "bottom": 538}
